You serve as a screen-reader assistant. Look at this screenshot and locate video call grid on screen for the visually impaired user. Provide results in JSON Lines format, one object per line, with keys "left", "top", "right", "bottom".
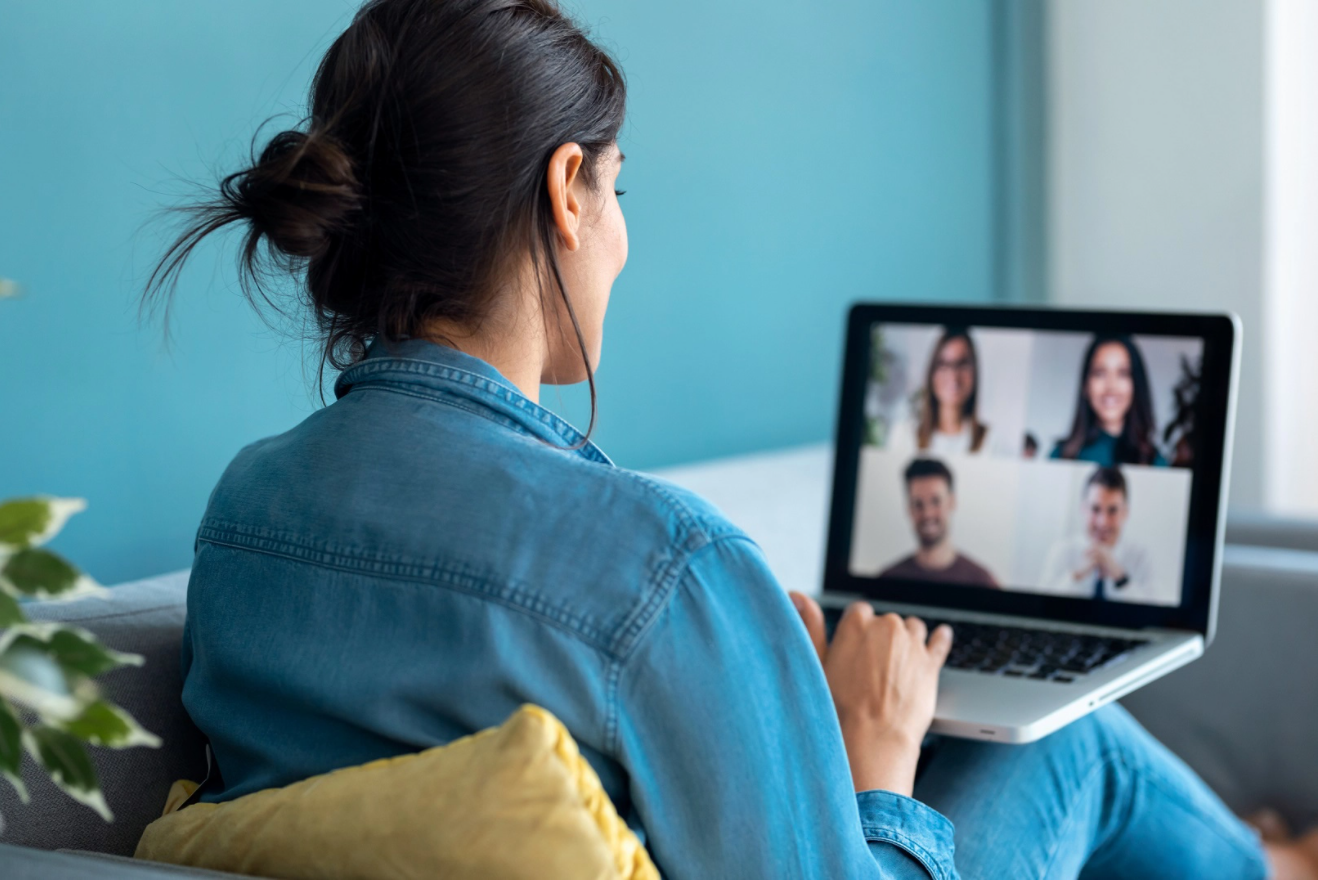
{"left": 847, "top": 323, "right": 1205, "bottom": 608}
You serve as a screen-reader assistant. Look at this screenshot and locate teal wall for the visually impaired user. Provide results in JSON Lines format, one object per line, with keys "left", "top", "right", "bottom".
{"left": 0, "top": 0, "right": 996, "bottom": 585}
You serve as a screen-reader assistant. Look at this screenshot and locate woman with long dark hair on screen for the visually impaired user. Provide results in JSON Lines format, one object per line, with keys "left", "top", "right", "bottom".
{"left": 1051, "top": 335, "right": 1168, "bottom": 467}
{"left": 145, "top": 1, "right": 1312, "bottom": 876}
{"left": 915, "top": 327, "right": 990, "bottom": 455}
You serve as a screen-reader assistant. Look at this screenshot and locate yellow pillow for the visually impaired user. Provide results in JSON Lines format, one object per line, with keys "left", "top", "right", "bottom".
{"left": 135, "top": 705, "right": 658, "bottom": 880}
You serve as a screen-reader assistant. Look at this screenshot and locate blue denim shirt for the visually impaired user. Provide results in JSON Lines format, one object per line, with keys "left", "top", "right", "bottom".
{"left": 181, "top": 339, "right": 957, "bottom": 879}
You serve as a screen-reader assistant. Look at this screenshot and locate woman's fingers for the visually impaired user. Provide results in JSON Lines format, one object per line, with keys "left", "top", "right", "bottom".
{"left": 788, "top": 592, "right": 828, "bottom": 662}
{"left": 926, "top": 624, "right": 954, "bottom": 666}
{"left": 843, "top": 600, "right": 875, "bottom": 624}
{"left": 823, "top": 607, "right": 945, "bottom": 797}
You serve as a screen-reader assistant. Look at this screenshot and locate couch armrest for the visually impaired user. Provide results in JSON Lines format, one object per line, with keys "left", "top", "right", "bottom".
{"left": 0, "top": 843, "right": 247, "bottom": 880}
{"left": 1122, "top": 545, "right": 1318, "bottom": 830}
{"left": 1226, "top": 511, "right": 1318, "bottom": 552}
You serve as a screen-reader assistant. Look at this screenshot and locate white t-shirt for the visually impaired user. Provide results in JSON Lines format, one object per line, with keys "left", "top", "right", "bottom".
{"left": 889, "top": 420, "right": 1009, "bottom": 457}
{"left": 926, "top": 424, "right": 978, "bottom": 456}
{"left": 1037, "top": 536, "right": 1172, "bottom": 606}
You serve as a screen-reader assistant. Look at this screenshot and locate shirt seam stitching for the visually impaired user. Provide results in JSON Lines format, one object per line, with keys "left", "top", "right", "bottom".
{"left": 609, "top": 535, "right": 754, "bottom": 764}
{"left": 591, "top": 476, "right": 745, "bottom": 657}
{"left": 196, "top": 526, "right": 618, "bottom": 655}
{"left": 611, "top": 544, "right": 691, "bottom": 659}
{"left": 339, "top": 357, "right": 608, "bottom": 462}
{"left": 610, "top": 471, "right": 705, "bottom": 539}
{"left": 605, "top": 658, "right": 623, "bottom": 755}
{"left": 862, "top": 828, "right": 949, "bottom": 880}
{"left": 610, "top": 529, "right": 741, "bottom": 662}
{"left": 346, "top": 355, "right": 525, "bottom": 399}
{"left": 614, "top": 533, "right": 768, "bottom": 667}
{"left": 602, "top": 473, "right": 749, "bottom": 656}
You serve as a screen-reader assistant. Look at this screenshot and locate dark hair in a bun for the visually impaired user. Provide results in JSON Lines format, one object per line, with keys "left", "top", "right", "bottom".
{"left": 232, "top": 130, "right": 361, "bottom": 260}
{"left": 146, "top": 0, "right": 626, "bottom": 431}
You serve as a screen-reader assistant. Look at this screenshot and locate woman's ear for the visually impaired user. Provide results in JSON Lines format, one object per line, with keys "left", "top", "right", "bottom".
{"left": 546, "top": 143, "right": 586, "bottom": 251}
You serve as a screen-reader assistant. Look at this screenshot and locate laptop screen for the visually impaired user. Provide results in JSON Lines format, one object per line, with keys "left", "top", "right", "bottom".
{"left": 825, "top": 306, "right": 1238, "bottom": 635}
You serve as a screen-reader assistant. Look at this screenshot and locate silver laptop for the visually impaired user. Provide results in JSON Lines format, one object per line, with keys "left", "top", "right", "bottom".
{"left": 820, "top": 305, "right": 1239, "bottom": 743}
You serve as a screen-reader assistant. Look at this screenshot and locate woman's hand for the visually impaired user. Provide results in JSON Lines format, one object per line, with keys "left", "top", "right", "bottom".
{"left": 789, "top": 592, "right": 952, "bottom": 797}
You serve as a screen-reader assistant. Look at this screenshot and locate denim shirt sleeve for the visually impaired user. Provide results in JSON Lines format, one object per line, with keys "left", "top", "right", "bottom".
{"left": 613, "top": 536, "right": 958, "bottom": 880}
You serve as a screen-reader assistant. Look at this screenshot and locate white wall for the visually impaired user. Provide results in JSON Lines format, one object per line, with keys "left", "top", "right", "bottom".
{"left": 1263, "top": 0, "right": 1318, "bottom": 515}
{"left": 1046, "top": 0, "right": 1265, "bottom": 507}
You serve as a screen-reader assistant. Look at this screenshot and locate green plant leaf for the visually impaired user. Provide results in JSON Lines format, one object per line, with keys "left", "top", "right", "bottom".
{"left": 0, "top": 548, "right": 103, "bottom": 600}
{"left": 0, "top": 621, "right": 142, "bottom": 679}
{"left": 0, "top": 500, "right": 50, "bottom": 550}
{"left": 23, "top": 725, "right": 111, "bottom": 821}
{"left": 0, "top": 699, "right": 26, "bottom": 803}
{"left": 50, "top": 628, "right": 138, "bottom": 678}
{"left": 0, "top": 624, "right": 141, "bottom": 722}
{"left": 0, "top": 590, "right": 25, "bottom": 627}
{"left": 0, "top": 643, "right": 82, "bottom": 721}
{"left": 61, "top": 700, "right": 160, "bottom": 750}
{"left": 35, "top": 627, "right": 141, "bottom": 679}
{"left": 0, "top": 497, "right": 85, "bottom": 551}
{"left": 3, "top": 549, "right": 76, "bottom": 596}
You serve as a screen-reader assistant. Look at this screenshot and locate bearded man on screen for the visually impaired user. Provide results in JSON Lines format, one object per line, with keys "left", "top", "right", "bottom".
{"left": 877, "top": 457, "right": 1000, "bottom": 588}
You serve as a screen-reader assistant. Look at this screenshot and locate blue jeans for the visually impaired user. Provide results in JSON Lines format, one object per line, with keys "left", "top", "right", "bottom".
{"left": 914, "top": 705, "right": 1269, "bottom": 879}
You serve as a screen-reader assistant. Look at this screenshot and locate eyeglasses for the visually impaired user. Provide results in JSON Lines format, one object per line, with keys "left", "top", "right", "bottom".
{"left": 933, "top": 358, "right": 974, "bottom": 374}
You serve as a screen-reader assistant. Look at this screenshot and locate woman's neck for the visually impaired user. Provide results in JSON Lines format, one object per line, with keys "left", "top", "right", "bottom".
{"left": 937, "top": 405, "right": 963, "bottom": 436}
{"left": 422, "top": 295, "right": 548, "bottom": 404}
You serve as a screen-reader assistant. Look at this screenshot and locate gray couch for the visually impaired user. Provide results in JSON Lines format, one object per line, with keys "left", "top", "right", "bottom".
{"left": 3, "top": 520, "right": 1318, "bottom": 876}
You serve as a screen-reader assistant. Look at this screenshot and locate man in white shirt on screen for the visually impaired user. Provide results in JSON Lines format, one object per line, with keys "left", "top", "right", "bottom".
{"left": 1039, "top": 466, "right": 1158, "bottom": 603}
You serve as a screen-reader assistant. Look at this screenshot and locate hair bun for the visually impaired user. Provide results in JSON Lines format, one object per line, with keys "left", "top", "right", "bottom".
{"left": 225, "top": 129, "right": 362, "bottom": 259}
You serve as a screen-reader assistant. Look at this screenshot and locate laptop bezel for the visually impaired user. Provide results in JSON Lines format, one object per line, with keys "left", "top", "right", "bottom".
{"left": 822, "top": 303, "right": 1238, "bottom": 640}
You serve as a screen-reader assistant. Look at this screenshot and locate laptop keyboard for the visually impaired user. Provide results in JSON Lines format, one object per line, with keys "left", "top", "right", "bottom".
{"left": 821, "top": 608, "right": 1147, "bottom": 684}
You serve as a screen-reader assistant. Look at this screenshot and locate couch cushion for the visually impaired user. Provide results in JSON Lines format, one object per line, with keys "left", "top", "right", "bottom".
{"left": 0, "top": 571, "right": 204, "bottom": 856}
{"left": 135, "top": 704, "right": 657, "bottom": 880}
{"left": 1123, "top": 545, "right": 1318, "bottom": 830}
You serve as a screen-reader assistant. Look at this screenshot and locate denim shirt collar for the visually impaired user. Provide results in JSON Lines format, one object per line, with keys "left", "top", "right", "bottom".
{"left": 333, "top": 338, "right": 612, "bottom": 465}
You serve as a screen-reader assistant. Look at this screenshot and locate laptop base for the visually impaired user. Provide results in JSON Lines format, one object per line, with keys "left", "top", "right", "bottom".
{"left": 818, "top": 594, "right": 1203, "bottom": 743}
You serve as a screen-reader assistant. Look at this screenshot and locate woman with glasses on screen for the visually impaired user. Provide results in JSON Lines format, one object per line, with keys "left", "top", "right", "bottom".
{"left": 144, "top": 0, "right": 1310, "bottom": 876}
{"left": 913, "top": 327, "right": 992, "bottom": 455}
{"left": 1052, "top": 335, "right": 1168, "bottom": 467}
